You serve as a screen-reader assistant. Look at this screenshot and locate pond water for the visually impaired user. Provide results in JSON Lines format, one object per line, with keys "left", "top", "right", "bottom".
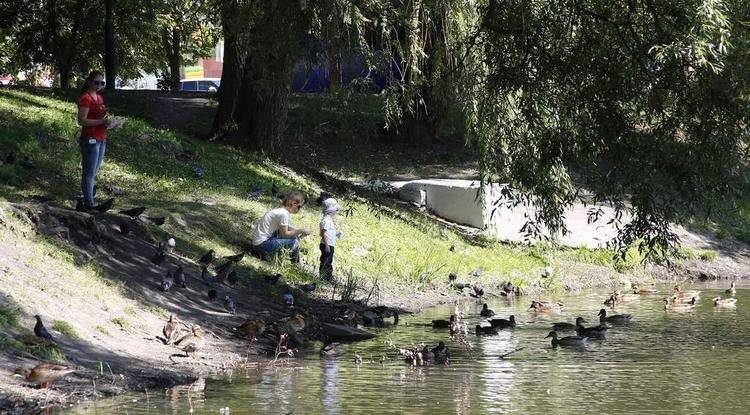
{"left": 66, "top": 282, "right": 749, "bottom": 414}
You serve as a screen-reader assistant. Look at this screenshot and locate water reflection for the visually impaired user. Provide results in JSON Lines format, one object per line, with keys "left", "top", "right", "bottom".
{"left": 67, "top": 284, "right": 750, "bottom": 414}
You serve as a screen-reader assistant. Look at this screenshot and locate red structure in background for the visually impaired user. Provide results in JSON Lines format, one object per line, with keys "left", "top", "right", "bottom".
{"left": 199, "top": 57, "right": 223, "bottom": 78}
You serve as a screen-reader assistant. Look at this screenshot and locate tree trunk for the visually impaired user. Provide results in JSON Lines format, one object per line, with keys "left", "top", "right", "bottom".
{"left": 330, "top": 57, "right": 341, "bottom": 91}
{"left": 212, "top": 0, "right": 245, "bottom": 137}
{"left": 161, "top": 27, "right": 182, "bottom": 91}
{"left": 104, "top": 0, "right": 116, "bottom": 91}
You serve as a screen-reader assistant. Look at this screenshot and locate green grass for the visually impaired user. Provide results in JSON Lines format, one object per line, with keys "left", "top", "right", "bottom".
{"left": 52, "top": 320, "right": 79, "bottom": 338}
{"left": 0, "top": 307, "right": 21, "bottom": 329}
{"left": 0, "top": 87, "right": 665, "bottom": 299}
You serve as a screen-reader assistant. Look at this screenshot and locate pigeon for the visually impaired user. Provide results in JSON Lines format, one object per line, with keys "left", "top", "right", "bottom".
{"left": 215, "top": 260, "right": 233, "bottom": 275}
{"left": 264, "top": 273, "right": 281, "bottom": 285}
{"left": 192, "top": 166, "right": 206, "bottom": 178}
{"left": 207, "top": 289, "right": 218, "bottom": 301}
{"left": 282, "top": 293, "right": 294, "bottom": 306}
{"left": 198, "top": 249, "right": 214, "bottom": 265}
{"left": 118, "top": 221, "right": 131, "bottom": 236}
{"left": 175, "top": 266, "right": 186, "bottom": 288}
{"left": 147, "top": 216, "right": 165, "bottom": 226}
{"left": 201, "top": 266, "right": 215, "bottom": 284}
{"left": 297, "top": 283, "right": 316, "bottom": 293}
{"left": 448, "top": 272, "right": 457, "bottom": 282}
{"left": 449, "top": 244, "right": 455, "bottom": 252}
{"left": 247, "top": 187, "right": 263, "bottom": 200}
{"left": 152, "top": 251, "right": 167, "bottom": 265}
{"left": 216, "top": 267, "right": 230, "bottom": 284}
{"left": 473, "top": 285, "right": 485, "bottom": 298}
{"left": 454, "top": 282, "right": 471, "bottom": 290}
{"left": 92, "top": 198, "right": 115, "bottom": 213}
{"left": 158, "top": 237, "right": 176, "bottom": 253}
{"left": 222, "top": 252, "right": 245, "bottom": 263}
{"left": 119, "top": 206, "right": 146, "bottom": 217}
{"left": 227, "top": 270, "right": 238, "bottom": 285}
{"left": 161, "top": 270, "right": 174, "bottom": 291}
{"left": 34, "top": 315, "right": 54, "bottom": 342}
{"left": 224, "top": 295, "right": 236, "bottom": 314}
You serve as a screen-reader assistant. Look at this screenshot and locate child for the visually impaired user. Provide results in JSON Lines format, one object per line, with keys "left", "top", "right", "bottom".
{"left": 319, "top": 198, "right": 342, "bottom": 281}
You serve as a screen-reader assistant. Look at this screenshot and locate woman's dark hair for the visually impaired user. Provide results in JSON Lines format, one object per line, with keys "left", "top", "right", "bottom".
{"left": 79, "top": 70, "right": 104, "bottom": 95}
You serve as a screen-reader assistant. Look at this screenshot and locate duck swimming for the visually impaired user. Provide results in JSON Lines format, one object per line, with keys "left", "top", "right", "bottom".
{"left": 552, "top": 316, "right": 586, "bottom": 332}
{"left": 632, "top": 284, "right": 659, "bottom": 295}
{"left": 530, "top": 300, "right": 564, "bottom": 312}
{"left": 673, "top": 285, "right": 701, "bottom": 299}
{"left": 545, "top": 331, "right": 587, "bottom": 349}
{"left": 726, "top": 281, "right": 736, "bottom": 296}
{"left": 713, "top": 296, "right": 737, "bottom": 307}
{"left": 614, "top": 290, "right": 640, "bottom": 302}
{"left": 576, "top": 320, "right": 608, "bottom": 339}
{"left": 475, "top": 324, "right": 498, "bottom": 336}
{"left": 603, "top": 295, "right": 617, "bottom": 307}
{"left": 598, "top": 308, "right": 632, "bottom": 324}
{"left": 432, "top": 341, "right": 450, "bottom": 363}
{"left": 480, "top": 304, "right": 495, "bottom": 317}
{"left": 432, "top": 314, "right": 456, "bottom": 329}
{"left": 664, "top": 297, "right": 696, "bottom": 311}
{"left": 489, "top": 315, "right": 516, "bottom": 329}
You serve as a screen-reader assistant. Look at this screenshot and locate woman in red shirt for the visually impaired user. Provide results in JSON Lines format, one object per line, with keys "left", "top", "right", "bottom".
{"left": 77, "top": 71, "right": 112, "bottom": 209}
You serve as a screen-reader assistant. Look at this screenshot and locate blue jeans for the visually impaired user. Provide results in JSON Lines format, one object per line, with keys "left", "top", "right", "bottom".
{"left": 252, "top": 236, "right": 300, "bottom": 263}
{"left": 80, "top": 137, "right": 106, "bottom": 207}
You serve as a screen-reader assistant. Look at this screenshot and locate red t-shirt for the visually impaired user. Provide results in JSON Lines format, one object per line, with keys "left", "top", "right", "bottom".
{"left": 78, "top": 92, "right": 108, "bottom": 140}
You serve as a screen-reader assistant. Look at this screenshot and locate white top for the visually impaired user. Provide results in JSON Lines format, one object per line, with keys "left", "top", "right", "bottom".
{"left": 320, "top": 214, "right": 340, "bottom": 246}
{"left": 251, "top": 207, "right": 291, "bottom": 246}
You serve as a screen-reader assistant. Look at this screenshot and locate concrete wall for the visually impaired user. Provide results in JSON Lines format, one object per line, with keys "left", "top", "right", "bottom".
{"left": 394, "top": 178, "right": 628, "bottom": 249}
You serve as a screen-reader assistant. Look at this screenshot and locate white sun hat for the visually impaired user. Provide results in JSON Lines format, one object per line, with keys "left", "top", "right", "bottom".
{"left": 322, "top": 198, "right": 340, "bottom": 214}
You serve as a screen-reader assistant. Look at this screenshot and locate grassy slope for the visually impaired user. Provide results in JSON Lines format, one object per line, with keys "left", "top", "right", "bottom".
{"left": 0, "top": 88, "right": 564, "bottom": 297}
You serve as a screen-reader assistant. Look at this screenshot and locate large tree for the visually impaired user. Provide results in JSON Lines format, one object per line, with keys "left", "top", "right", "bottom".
{"left": 459, "top": 0, "right": 749, "bottom": 259}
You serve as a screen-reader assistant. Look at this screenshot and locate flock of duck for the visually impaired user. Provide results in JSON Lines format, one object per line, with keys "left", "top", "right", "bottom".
{"left": 430, "top": 281, "right": 740, "bottom": 352}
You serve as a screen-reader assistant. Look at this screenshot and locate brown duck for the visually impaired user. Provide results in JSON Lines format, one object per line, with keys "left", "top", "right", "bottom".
{"left": 162, "top": 315, "right": 181, "bottom": 344}
{"left": 175, "top": 325, "right": 206, "bottom": 357}
{"left": 234, "top": 319, "right": 266, "bottom": 340}
{"left": 17, "top": 364, "right": 75, "bottom": 388}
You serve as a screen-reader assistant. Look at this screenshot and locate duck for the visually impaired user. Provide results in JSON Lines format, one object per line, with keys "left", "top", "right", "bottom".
{"left": 552, "top": 316, "right": 586, "bottom": 332}
{"left": 598, "top": 308, "right": 632, "bottom": 324}
{"left": 713, "top": 296, "right": 737, "bottom": 307}
{"left": 234, "top": 319, "right": 266, "bottom": 340}
{"left": 501, "top": 281, "right": 515, "bottom": 297}
{"left": 664, "top": 297, "right": 696, "bottom": 311}
{"left": 530, "top": 300, "right": 564, "bottom": 312}
{"left": 726, "top": 281, "right": 736, "bottom": 296}
{"left": 603, "top": 295, "right": 617, "bottom": 307}
{"left": 673, "top": 285, "right": 701, "bottom": 299}
{"left": 162, "top": 315, "right": 181, "bottom": 344}
{"left": 175, "top": 325, "right": 206, "bottom": 357}
{"left": 320, "top": 341, "right": 343, "bottom": 358}
{"left": 576, "top": 320, "right": 608, "bottom": 339}
{"left": 475, "top": 324, "right": 498, "bottom": 336}
{"left": 479, "top": 303, "right": 495, "bottom": 317}
{"left": 432, "top": 315, "right": 456, "bottom": 329}
{"left": 614, "top": 290, "right": 640, "bottom": 302}
{"left": 431, "top": 341, "right": 450, "bottom": 363}
{"left": 17, "top": 364, "right": 75, "bottom": 388}
{"left": 489, "top": 315, "right": 516, "bottom": 329}
{"left": 632, "top": 284, "right": 659, "bottom": 295}
{"left": 545, "top": 331, "right": 587, "bottom": 349}
{"left": 278, "top": 314, "right": 305, "bottom": 335}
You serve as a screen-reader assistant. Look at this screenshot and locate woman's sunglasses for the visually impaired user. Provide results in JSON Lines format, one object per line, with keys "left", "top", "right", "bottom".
{"left": 93, "top": 80, "right": 106, "bottom": 86}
